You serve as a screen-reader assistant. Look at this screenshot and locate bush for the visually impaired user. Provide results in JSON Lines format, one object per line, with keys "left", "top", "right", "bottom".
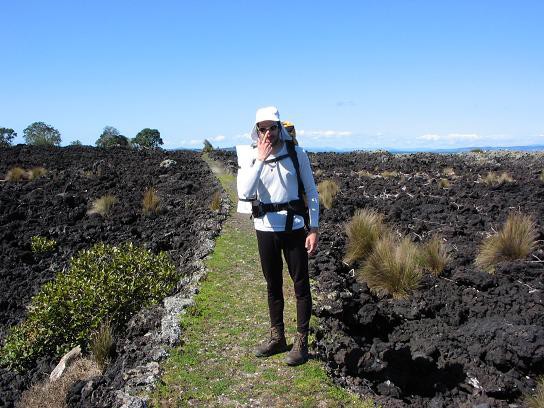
{"left": 96, "top": 126, "right": 130, "bottom": 148}
{"left": 31, "top": 236, "right": 57, "bottom": 253}
{"left": 0, "top": 242, "right": 177, "bottom": 370}
{"left": 143, "top": 187, "right": 160, "bottom": 215}
{"left": 358, "top": 236, "right": 422, "bottom": 299}
{"left": 471, "top": 148, "right": 484, "bottom": 153}
{"left": 5, "top": 167, "right": 28, "bottom": 182}
{"left": 483, "top": 171, "right": 514, "bottom": 186}
{"left": 0, "top": 127, "right": 17, "bottom": 147}
{"left": 90, "top": 320, "right": 114, "bottom": 371}
{"left": 317, "top": 179, "right": 340, "bottom": 209}
{"left": 23, "top": 122, "right": 61, "bottom": 146}
{"left": 209, "top": 191, "right": 221, "bottom": 211}
{"left": 475, "top": 213, "right": 537, "bottom": 273}
{"left": 87, "top": 194, "right": 118, "bottom": 217}
{"left": 70, "top": 140, "right": 82, "bottom": 146}
{"left": 203, "top": 139, "right": 213, "bottom": 153}
{"left": 132, "top": 128, "right": 163, "bottom": 148}
{"left": 525, "top": 377, "right": 544, "bottom": 408}
{"left": 344, "top": 208, "right": 387, "bottom": 265}
{"left": 418, "top": 235, "right": 450, "bottom": 276}
{"left": 539, "top": 170, "right": 544, "bottom": 183}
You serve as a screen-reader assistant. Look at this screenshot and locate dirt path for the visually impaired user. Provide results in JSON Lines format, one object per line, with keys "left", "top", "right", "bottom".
{"left": 150, "top": 157, "right": 374, "bottom": 407}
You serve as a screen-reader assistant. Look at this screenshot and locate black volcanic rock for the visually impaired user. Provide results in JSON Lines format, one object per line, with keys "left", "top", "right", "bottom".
{"left": 0, "top": 145, "right": 228, "bottom": 407}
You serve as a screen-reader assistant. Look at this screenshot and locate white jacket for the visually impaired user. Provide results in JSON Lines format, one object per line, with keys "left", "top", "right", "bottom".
{"left": 237, "top": 142, "right": 319, "bottom": 232}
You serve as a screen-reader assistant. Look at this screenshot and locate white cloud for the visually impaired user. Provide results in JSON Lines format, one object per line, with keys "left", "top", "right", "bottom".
{"left": 417, "top": 133, "right": 481, "bottom": 142}
{"left": 298, "top": 129, "right": 353, "bottom": 139}
{"left": 210, "top": 134, "right": 225, "bottom": 142}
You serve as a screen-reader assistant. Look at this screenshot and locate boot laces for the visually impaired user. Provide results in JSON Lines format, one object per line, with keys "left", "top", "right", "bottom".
{"left": 269, "top": 327, "right": 284, "bottom": 342}
{"left": 292, "top": 333, "right": 307, "bottom": 352}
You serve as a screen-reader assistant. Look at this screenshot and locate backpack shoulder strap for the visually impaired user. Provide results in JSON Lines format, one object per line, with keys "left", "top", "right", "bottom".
{"left": 285, "top": 140, "right": 305, "bottom": 198}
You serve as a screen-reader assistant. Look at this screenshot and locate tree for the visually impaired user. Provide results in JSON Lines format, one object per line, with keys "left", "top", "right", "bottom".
{"left": 132, "top": 128, "right": 163, "bottom": 149}
{"left": 23, "top": 122, "right": 61, "bottom": 146}
{"left": 203, "top": 139, "right": 213, "bottom": 153}
{"left": 0, "top": 128, "right": 17, "bottom": 147}
{"left": 96, "top": 126, "right": 130, "bottom": 148}
{"left": 70, "top": 140, "right": 82, "bottom": 146}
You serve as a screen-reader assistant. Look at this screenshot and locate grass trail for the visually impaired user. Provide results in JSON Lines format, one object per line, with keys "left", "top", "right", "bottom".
{"left": 150, "top": 156, "right": 374, "bottom": 407}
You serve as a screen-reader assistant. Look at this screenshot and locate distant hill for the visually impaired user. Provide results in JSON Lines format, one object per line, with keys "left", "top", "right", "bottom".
{"left": 169, "top": 145, "right": 544, "bottom": 154}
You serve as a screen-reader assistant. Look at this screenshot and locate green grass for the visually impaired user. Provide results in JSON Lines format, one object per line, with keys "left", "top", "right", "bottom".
{"left": 149, "top": 156, "right": 375, "bottom": 407}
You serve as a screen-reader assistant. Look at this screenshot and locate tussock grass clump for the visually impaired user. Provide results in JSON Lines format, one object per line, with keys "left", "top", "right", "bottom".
{"left": 313, "top": 168, "right": 324, "bottom": 178}
{"left": 418, "top": 235, "right": 450, "bottom": 276}
{"left": 483, "top": 171, "right": 514, "bottom": 186}
{"left": 442, "top": 167, "right": 455, "bottom": 177}
{"left": 344, "top": 209, "right": 387, "bottom": 265}
{"left": 31, "top": 236, "right": 57, "bottom": 253}
{"left": 525, "top": 377, "right": 544, "bottom": 408}
{"left": 358, "top": 236, "right": 422, "bottom": 299}
{"left": 0, "top": 242, "right": 177, "bottom": 370}
{"left": 90, "top": 320, "right": 114, "bottom": 371}
{"left": 18, "top": 357, "right": 100, "bottom": 408}
{"left": 143, "top": 187, "right": 160, "bottom": 215}
{"left": 475, "top": 213, "right": 537, "bottom": 273}
{"left": 28, "top": 166, "right": 47, "bottom": 180}
{"left": 317, "top": 179, "right": 340, "bottom": 209}
{"left": 87, "top": 194, "right": 118, "bottom": 216}
{"left": 209, "top": 191, "right": 222, "bottom": 211}
{"left": 380, "top": 170, "right": 399, "bottom": 178}
{"left": 358, "top": 170, "right": 374, "bottom": 178}
{"left": 5, "top": 167, "right": 28, "bottom": 182}
{"left": 438, "top": 178, "right": 450, "bottom": 189}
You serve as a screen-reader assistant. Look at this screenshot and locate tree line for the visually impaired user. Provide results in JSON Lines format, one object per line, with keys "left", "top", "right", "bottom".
{"left": 0, "top": 122, "right": 163, "bottom": 149}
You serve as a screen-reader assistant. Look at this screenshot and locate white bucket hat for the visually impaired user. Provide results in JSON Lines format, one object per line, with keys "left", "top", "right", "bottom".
{"left": 250, "top": 106, "right": 293, "bottom": 143}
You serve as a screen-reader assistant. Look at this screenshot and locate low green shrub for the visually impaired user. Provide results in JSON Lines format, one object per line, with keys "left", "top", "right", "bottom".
{"left": 30, "top": 236, "right": 57, "bottom": 253}
{"left": 0, "top": 242, "right": 177, "bottom": 370}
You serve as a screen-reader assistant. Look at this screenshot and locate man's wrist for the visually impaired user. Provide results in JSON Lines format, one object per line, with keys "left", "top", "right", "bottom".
{"left": 309, "top": 227, "right": 319, "bottom": 233}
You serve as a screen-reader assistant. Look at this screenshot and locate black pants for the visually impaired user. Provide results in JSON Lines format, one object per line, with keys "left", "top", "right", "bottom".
{"left": 256, "top": 228, "right": 312, "bottom": 334}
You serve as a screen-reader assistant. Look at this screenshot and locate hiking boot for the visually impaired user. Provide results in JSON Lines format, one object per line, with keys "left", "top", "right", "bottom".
{"left": 285, "top": 332, "right": 309, "bottom": 366}
{"left": 254, "top": 326, "right": 288, "bottom": 357}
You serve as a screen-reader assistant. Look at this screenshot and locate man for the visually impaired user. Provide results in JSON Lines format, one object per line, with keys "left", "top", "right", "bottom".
{"left": 237, "top": 106, "right": 319, "bottom": 366}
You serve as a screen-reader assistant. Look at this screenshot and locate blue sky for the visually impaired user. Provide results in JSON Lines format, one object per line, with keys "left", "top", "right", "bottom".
{"left": 1, "top": 1, "right": 543, "bottom": 150}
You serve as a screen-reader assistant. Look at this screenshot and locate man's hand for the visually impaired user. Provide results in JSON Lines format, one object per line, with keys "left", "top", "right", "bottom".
{"left": 306, "top": 228, "right": 319, "bottom": 256}
{"left": 256, "top": 135, "right": 273, "bottom": 161}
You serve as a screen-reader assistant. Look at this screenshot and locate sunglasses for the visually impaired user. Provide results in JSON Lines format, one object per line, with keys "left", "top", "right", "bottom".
{"left": 257, "top": 124, "right": 279, "bottom": 134}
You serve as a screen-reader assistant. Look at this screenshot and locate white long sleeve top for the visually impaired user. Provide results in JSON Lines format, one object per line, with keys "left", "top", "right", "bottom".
{"left": 237, "top": 143, "right": 319, "bottom": 232}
